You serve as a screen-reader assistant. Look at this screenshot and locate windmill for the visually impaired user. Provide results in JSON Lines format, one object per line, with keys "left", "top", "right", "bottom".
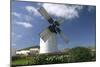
{"left": 38, "top": 7, "right": 69, "bottom": 54}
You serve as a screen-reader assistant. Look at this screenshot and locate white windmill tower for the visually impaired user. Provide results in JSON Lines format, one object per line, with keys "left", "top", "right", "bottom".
{"left": 38, "top": 7, "right": 69, "bottom": 54}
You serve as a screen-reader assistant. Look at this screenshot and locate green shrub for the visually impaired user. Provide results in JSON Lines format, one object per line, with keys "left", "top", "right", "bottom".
{"left": 68, "top": 47, "right": 93, "bottom": 62}
{"left": 11, "top": 47, "right": 96, "bottom": 66}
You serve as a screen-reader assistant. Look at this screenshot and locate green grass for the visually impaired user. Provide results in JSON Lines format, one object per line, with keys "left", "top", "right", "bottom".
{"left": 12, "top": 59, "right": 29, "bottom": 65}
{"left": 12, "top": 56, "right": 34, "bottom": 66}
{"left": 11, "top": 47, "right": 96, "bottom": 66}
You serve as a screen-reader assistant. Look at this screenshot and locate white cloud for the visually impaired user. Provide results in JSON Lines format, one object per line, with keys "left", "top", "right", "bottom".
{"left": 42, "top": 3, "right": 83, "bottom": 20}
{"left": 12, "top": 32, "right": 15, "bottom": 36}
{"left": 17, "top": 35, "right": 22, "bottom": 38}
{"left": 88, "top": 6, "right": 95, "bottom": 12}
{"left": 11, "top": 32, "right": 23, "bottom": 45}
{"left": 25, "top": 6, "right": 39, "bottom": 16}
{"left": 12, "top": 11, "right": 33, "bottom": 22}
{"left": 37, "top": 3, "right": 42, "bottom": 6}
{"left": 12, "top": 12, "right": 21, "bottom": 18}
{"left": 12, "top": 32, "right": 22, "bottom": 39}
{"left": 16, "top": 22, "right": 32, "bottom": 28}
{"left": 12, "top": 43, "right": 16, "bottom": 46}
{"left": 23, "top": 15, "right": 33, "bottom": 22}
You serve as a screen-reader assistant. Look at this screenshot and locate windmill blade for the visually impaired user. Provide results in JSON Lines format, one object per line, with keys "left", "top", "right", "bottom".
{"left": 54, "top": 18, "right": 64, "bottom": 26}
{"left": 40, "top": 28, "right": 52, "bottom": 42}
{"left": 59, "top": 31, "right": 69, "bottom": 44}
{"left": 38, "top": 7, "right": 54, "bottom": 24}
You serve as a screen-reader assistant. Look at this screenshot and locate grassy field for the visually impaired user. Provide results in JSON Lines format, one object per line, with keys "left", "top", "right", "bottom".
{"left": 11, "top": 47, "right": 96, "bottom": 67}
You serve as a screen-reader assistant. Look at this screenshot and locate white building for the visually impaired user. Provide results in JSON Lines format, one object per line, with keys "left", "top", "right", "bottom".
{"left": 16, "top": 46, "right": 40, "bottom": 55}
{"left": 40, "top": 33, "right": 59, "bottom": 54}
{"left": 16, "top": 50, "right": 30, "bottom": 56}
{"left": 30, "top": 48, "right": 39, "bottom": 55}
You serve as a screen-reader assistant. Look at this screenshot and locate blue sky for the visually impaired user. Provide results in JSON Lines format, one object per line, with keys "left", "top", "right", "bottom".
{"left": 11, "top": 1, "right": 96, "bottom": 50}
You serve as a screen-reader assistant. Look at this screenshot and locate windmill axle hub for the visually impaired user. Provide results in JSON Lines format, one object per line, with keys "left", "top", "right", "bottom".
{"left": 48, "top": 24, "right": 61, "bottom": 34}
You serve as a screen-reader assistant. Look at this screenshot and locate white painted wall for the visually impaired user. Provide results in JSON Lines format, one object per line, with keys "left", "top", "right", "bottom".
{"left": 40, "top": 33, "right": 59, "bottom": 53}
